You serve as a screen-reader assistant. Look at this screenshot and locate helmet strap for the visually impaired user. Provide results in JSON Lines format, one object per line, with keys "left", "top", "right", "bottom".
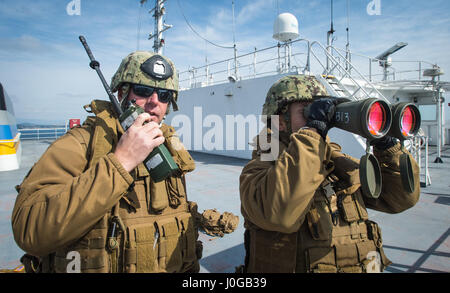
{"left": 120, "top": 84, "right": 131, "bottom": 111}
{"left": 283, "top": 111, "right": 292, "bottom": 134}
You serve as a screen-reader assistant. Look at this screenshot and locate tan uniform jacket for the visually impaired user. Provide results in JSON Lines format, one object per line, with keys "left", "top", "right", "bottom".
{"left": 240, "top": 128, "right": 420, "bottom": 272}
{"left": 11, "top": 101, "right": 198, "bottom": 272}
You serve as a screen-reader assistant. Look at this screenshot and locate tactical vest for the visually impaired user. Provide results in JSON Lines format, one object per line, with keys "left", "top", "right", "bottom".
{"left": 245, "top": 144, "right": 392, "bottom": 273}
{"left": 41, "top": 100, "right": 200, "bottom": 273}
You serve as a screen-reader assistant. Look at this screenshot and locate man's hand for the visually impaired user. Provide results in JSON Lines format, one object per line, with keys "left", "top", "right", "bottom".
{"left": 305, "top": 98, "right": 338, "bottom": 139}
{"left": 114, "top": 113, "right": 165, "bottom": 172}
{"left": 370, "top": 135, "right": 398, "bottom": 150}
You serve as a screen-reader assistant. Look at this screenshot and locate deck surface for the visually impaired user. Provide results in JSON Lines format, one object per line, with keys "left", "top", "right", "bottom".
{"left": 0, "top": 140, "right": 449, "bottom": 273}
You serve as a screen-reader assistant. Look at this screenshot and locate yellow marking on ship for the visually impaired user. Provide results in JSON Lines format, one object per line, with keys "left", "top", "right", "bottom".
{"left": 0, "top": 133, "right": 20, "bottom": 155}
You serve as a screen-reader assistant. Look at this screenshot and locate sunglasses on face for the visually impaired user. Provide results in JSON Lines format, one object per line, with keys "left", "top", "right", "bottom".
{"left": 131, "top": 84, "right": 175, "bottom": 103}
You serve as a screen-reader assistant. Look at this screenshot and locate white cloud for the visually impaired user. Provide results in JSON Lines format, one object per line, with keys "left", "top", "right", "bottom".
{"left": 1, "top": 0, "right": 449, "bottom": 123}
{"left": 0, "top": 35, "right": 43, "bottom": 53}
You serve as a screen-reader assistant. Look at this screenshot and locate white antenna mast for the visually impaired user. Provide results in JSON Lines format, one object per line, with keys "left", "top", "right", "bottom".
{"left": 345, "top": 0, "right": 351, "bottom": 73}
{"left": 145, "top": 0, "right": 173, "bottom": 54}
{"left": 232, "top": 0, "right": 238, "bottom": 79}
{"left": 326, "top": 0, "right": 336, "bottom": 73}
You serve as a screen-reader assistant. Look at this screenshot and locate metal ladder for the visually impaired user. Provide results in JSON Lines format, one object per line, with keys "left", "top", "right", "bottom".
{"left": 308, "top": 41, "right": 390, "bottom": 102}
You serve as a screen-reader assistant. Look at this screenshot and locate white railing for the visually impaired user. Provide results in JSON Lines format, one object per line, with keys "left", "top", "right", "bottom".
{"left": 309, "top": 41, "right": 390, "bottom": 102}
{"left": 410, "top": 135, "right": 431, "bottom": 186}
{"left": 18, "top": 128, "right": 67, "bottom": 140}
{"left": 178, "top": 38, "right": 436, "bottom": 91}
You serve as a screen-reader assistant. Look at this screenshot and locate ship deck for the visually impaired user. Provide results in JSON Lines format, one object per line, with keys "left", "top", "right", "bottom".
{"left": 0, "top": 139, "right": 449, "bottom": 273}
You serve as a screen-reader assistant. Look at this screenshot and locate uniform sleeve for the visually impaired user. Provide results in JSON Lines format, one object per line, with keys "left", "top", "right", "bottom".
{"left": 11, "top": 128, "right": 134, "bottom": 256}
{"left": 239, "top": 129, "right": 334, "bottom": 234}
{"left": 363, "top": 143, "right": 420, "bottom": 213}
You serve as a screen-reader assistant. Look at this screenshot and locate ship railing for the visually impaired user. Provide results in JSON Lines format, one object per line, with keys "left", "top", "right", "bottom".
{"left": 307, "top": 41, "right": 390, "bottom": 102}
{"left": 410, "top": 135, "right": 431, "bottom": 187}
{"left": 18, "top": 127, "right": 67, "bottom": 141}
{"left": 331, "top": 46, "right": 436, "bottom": 82}
{"left": 178, "top": 38, "right": 436, "bottom": 93}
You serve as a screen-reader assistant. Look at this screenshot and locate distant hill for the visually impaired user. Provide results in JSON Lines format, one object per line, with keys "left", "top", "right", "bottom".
{"left": 17, "top": 123, "right": 65, "bottom": 129}
{"left": 16, "top": 118, "right": 66, "bottom": 128}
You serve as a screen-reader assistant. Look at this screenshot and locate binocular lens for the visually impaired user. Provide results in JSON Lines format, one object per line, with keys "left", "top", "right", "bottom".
{"left": 368, "top": 102, "right": 387, "bottom": 136}
{"left": 401, "top": 106, "right": 415, "bottom": 137}
{"left": 388, "top": 102, "right": 421, "bottom": 140}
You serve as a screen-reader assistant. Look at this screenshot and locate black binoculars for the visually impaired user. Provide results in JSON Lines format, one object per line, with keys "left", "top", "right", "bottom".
{"left": 306, "top": 97, "right": 421, "bottom": 198}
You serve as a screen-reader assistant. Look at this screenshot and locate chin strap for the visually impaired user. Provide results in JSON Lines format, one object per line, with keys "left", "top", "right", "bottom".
{"left": 119, "top": 84, "right": 131, "bottom": 112}
{"left": 282, "top": 111, "right": 293, "bottom": 134}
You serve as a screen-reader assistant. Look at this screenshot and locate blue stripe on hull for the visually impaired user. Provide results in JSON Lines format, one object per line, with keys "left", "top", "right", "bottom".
{"left": 0, "top": 124, "right": 14, "bottom": 140}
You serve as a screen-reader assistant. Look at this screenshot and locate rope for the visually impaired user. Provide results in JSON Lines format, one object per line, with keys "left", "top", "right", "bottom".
{"left": 176, "top": 0, "right": 234, "bottom": 50}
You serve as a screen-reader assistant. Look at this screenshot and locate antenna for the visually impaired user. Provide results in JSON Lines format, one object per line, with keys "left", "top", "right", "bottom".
{"left": 147, "top": 0, "right": 173, "bottom": 54}
{"left": 375, "top": 42, "right": 408, "bottom": 80}
{"left": 137, "top": 1, "right": 144, "bottom": 50}
{"left": 326, "top": 0, "right": 336, "bottom": 73}
{"left": 232, "top": 0, "right": 238, "bottom": 79}
{"left": 329, "top": 0, "right": 335, "bottom": 37}
{"left": 345, "top": 0, "right": 351, "bottom": 72}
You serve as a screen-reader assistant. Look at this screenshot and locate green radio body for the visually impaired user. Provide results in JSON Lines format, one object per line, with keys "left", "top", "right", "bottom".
{"left": 120, "top": 104, "right": 179, "bottom": 182}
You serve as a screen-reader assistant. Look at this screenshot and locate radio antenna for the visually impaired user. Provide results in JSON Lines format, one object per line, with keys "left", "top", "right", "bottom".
{"left": 326, "top": 0, "right": 336, "bottom": 72}
{"left": 345, "top": 0, "right": 351, "bottom": 71}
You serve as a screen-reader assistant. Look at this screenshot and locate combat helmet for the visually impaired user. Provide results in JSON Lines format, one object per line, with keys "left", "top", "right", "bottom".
{"left": 262, "top": 75, "right": 328, "bottom": 117}
{"left": 111, "top": 51, "right": 179, "bottom": 112}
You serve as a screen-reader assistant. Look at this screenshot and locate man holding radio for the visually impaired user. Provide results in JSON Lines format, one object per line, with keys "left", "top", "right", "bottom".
{"left": 12, "top": 51, "right": 202, "bottom": 273}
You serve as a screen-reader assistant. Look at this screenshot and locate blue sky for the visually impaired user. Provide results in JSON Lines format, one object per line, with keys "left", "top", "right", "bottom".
{"left": 0, "top": 0, "right": 449, "bottom": 124}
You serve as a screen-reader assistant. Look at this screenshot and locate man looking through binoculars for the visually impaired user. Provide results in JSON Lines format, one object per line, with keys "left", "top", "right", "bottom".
{"left": 239, "top": 75, "right": 420, "bottom": 273}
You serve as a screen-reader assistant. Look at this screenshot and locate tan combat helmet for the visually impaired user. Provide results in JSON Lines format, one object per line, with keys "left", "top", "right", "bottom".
{"left": 262, "top": 75, "right": 329, "bottom": 133}
{"left": 111, "top": 51, "right": 179, "bottom": 112}
{"left": 262, "top": 75, "right": 328, "bottom": 117}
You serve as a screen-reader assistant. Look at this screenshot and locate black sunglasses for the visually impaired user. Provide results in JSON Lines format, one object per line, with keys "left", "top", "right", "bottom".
{"left": 131, "top": 84, "right": 175, "bottom": 103}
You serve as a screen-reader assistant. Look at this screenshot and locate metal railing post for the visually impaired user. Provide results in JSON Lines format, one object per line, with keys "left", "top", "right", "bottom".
{"left": 425, "top": 136, "right": 431, "bottom": 185}
{"left": 419, "top": 62, "right": 422, "bottom": 80}
{"left": 253, "top": 48, "right": 257, "bottom": 78}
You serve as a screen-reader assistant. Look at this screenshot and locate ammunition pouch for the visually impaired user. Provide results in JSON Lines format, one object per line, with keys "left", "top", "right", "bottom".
{"left": 247, "top": 229, "right": 298, "bottom": 273}
{"left": 124, "top": 212, "right": 200, "bottom": 273}
{"left": 52, "top": 215, "right": 111, "bottom": 273}
{"left": 304, "top": 179, "right": 391, "bottom": 273}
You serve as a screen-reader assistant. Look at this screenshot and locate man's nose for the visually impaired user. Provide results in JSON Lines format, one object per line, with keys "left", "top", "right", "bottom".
{"left": 145, "top": 91, "right": 159, "bottom": 105}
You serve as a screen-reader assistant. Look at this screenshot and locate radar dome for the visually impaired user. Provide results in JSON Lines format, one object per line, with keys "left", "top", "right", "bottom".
{"left": 273, "top": 13, "right": 299, "bottom": 42}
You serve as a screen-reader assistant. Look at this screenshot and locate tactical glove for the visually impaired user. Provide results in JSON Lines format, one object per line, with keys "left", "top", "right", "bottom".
{"left": 305, "top": 98, "right": 338, "bottom": 139}
{"left": 370, "top": 135, "right": 398, "bottom": 150}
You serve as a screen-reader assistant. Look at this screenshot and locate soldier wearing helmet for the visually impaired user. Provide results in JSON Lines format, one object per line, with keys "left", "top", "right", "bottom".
{"left": 12, "top": 52, "right": 202, "bottom": 273}
{"left": 239, "top": 75, "right": 420, "bottom": 273}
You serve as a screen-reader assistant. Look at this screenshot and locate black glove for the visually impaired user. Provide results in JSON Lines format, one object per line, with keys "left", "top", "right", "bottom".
{"left": 305, "top": 98, "right": 338, "bottom": 139}
{"left": 370, "top": 135, "right": 398, "bottom": 150}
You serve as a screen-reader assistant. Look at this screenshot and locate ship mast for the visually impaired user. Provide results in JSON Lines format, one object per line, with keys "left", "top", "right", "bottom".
{"left": 142, "top": 0, "right": 173, "bottom": 54}
{"left": 326, "top": 0, "right": 336, "bottom": 73}
{"left": 345, "top": 0, "right": 351, "bottom": 73}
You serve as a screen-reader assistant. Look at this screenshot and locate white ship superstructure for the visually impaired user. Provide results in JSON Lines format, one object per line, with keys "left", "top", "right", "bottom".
{"left": 162, "top": 10, "right": 449, "bottom": 163}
